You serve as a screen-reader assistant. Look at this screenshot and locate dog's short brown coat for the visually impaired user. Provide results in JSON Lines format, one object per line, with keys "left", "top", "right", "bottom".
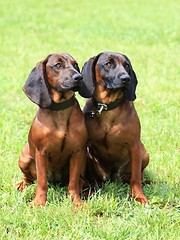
{"left": 17, "top": 53, "right": 87, "bottom": 206}
{"left": 79, "top": 52, "right": 150, "bottom": 203}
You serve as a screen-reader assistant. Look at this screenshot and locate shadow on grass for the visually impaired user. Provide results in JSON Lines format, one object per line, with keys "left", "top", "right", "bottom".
{"left": 17, "top": 170, "right": 179, "bottom": 212}
{"left": 18, "top": 182, "right": 68, "bottom": 206}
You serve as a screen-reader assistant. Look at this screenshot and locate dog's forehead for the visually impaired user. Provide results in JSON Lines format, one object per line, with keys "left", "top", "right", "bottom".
{"left": 98, "top": 52, "right": 126, "bottom": 63}
{"left": 47, "top": 53, "right": 75, "bottom": 64}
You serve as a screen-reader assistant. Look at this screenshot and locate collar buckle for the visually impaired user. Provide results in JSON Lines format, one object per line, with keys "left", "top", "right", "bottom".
{"left": 97, "top": 103, "right": 108, "bottom": 116}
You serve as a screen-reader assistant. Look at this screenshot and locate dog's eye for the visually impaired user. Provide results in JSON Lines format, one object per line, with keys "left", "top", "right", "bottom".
{"left": 74, "top": 62, "right": 79, "bottom": 70}
{"left": 54, "top": 63, "right": 62, "bottom": 68}
{"left": 105, "top": 62, "right": 112, "bottom": 67}
{"left": 125, "top": 63, "right": 129, "bottom": 71}
{"left": 73, "top": 62, "right": 80, "bottom": 73}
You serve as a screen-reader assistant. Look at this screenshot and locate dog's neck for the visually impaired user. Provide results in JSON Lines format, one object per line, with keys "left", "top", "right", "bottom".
{"left": 86, "top": 91, "right": 125, "bottom": 118}
{"left": 48, "top": 95, "right": 76, "bottom": 111}
{"left": 50, "top": 89, "right": 74, "bottom": 104}
{"left": 94, "top": 85, "right": 124, "bottom": 104}
{"left": 37, "top": 94, "right": 77, "bottom": 129}
{"left": 42, "top": 90, "right": 76, "bottom": 111}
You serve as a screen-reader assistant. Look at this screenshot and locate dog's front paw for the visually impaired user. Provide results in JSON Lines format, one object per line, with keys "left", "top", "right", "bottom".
{"left": 130, "top": 188, "right": 148, "bottom": 204}
{"left": 30, "top": 195, "right": 47, "bottom": 207}
{"left": 72, "top": 198, "right": 85, "bottom": 212}
{"left": 135, "top": 194, "right": 148, "bottom": 204}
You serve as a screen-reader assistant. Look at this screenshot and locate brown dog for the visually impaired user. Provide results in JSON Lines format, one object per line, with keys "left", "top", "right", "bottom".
{"left": 79, "top": 52, "right": 150, "bottom": 203}
{"left": 17, "top": 53, "right": 87, "bottom": 207}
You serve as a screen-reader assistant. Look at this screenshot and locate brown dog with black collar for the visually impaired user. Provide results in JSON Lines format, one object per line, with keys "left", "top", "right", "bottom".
{"left": 79, "top": 52, "right": 150, "bottom": 203}
{"left": 17, "top": 53, "right": 87, "bottom": 207}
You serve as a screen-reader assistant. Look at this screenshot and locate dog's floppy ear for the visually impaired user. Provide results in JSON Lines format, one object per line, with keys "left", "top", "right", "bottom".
{"left": 123, "top": 55, "right": 138, "bottom": 101}
{"left": 79, "top": 54, "right": 101, "bottom": 98}
{"left": 23, "top": 59, "right": 52, "bottom": 108}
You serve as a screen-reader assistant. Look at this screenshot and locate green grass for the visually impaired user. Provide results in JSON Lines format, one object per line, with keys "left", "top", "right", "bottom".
{"left": 0, "top": 0, "right": 179, "bottom": 239}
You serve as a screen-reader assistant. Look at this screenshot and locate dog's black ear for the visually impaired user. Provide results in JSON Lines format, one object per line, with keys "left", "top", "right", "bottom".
{"left": 123, "top": 55, "right": 138, "bottom": 101}
{"left": 79, "top": 54, "right": 101, "bottom": 98}
{"left": 23, "top": 61, "right": 52, "bottom": 108}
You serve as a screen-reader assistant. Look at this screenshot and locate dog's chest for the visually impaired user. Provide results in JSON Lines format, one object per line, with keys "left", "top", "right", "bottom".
{"left": 88, "top": 118, "right": 129, "bottom": 159}
{"left": 49, "top": 126, "right": 77, "bottom": 152}
{"left": 88, "top": 118, "right": 126, "bottom": 143}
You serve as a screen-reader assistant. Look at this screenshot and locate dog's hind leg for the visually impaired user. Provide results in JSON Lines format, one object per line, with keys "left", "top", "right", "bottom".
{"left": 140, "top": 143, "right": 152, "bottom": 184}
{"left": 17, "top": 143, "right": 36, "bottom": 191}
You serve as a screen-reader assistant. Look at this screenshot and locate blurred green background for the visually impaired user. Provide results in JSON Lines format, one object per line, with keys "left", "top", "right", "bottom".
{"left": 0, "top": 0, "right": 179, "bottom": 239}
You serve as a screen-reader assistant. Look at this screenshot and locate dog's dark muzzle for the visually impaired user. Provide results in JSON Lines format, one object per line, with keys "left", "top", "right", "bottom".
{"left": 72, "top": 73, "right": 83, "bottom": 82}
{"left": 120, "top": 75, "right": 131, "bottom": 86}
{"left": 72, "top": 73, "right": 83, "bottom": 91}
{"left": 106, "top": 75, "right": 131, "bottom": 90}
{"left": 57, "top": 73, "right": 82, "bottom": 92}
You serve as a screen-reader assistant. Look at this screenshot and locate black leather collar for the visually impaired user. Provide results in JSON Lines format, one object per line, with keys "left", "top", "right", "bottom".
{"left": 47, "top": 95, "right": 76, "bottom": 111}
{"left": 86, "top": 96, "right": 125, "bottom": 118}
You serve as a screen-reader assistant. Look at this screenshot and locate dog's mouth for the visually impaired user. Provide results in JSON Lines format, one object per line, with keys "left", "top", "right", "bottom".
{"left": 105, "top": 75, "right": 130, "bottom": 91}
{"left": 106, "top": 85, "right": 128, "bottom": 92}
{"left": 57, "top": 82, "right": 79, "bottom": 93}
{"left": 119, "top": 86, "right": 127, "bottom": 92}
{"left": 71, "top": 86, "right": 79, "bottom": 92}
{"left": 57, "top": 86, "right": 79, "bottom": 93}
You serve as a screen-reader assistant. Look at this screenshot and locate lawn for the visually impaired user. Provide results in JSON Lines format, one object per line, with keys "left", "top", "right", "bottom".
{"left": 0, "top": 0, "right": 179, "bottom": 239}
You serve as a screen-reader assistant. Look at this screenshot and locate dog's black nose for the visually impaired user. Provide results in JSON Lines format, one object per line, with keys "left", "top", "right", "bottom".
{"left": 120, "top": 75, "right": 131, "bottom": 84}
{"left": 72, "top": 73, "right": 83, "bottom": 82}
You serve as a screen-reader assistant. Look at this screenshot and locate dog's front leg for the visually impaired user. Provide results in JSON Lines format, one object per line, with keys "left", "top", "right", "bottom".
{"left": 130, "top": 143, "right": 148, "bottom": 204}
{"left": 33, "top": 149, "right": 48, "bottom": 206}
{"left": 68, "top": 150, "right": 86, "bottom": 207}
